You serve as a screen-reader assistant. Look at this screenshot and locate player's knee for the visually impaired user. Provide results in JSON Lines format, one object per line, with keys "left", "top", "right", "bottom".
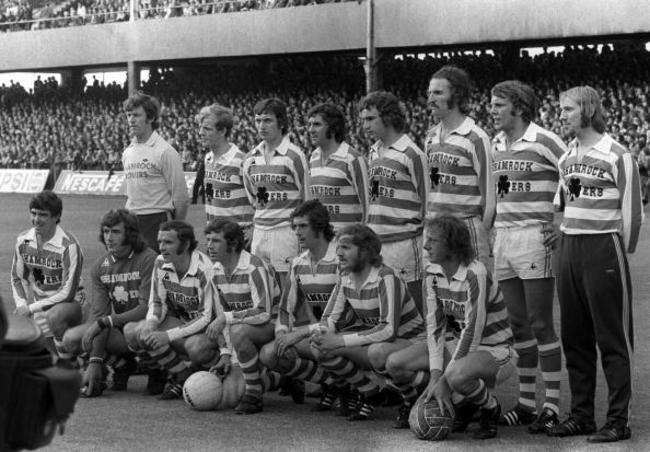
{"left": 367, "top": 343, "right": 390, "bottom": 370}
{"left": 45, "top": 312, "right": 67, "bottom": 338}
{"left": 445, "top": 363, "right": 473, "bottom": 393}
{"left": 529, "top": 316, "right": 555, "bottom": 342}
{"left": 185, "top": 335, "right": 215, "bottom": 365}
{"left": 229, "top": 324, "right": 249, "bottom": 347}
{"left": 122, "top": 322, "right": 141, "bottom": 348}
{"left": 61, "top": 329, "right": 81, "bottom": 356}
{"left": 259, "top": 342, "right": 280, "bottom": 369}
{"left": 384, "top": 352, "right": 405, "bottom": 377}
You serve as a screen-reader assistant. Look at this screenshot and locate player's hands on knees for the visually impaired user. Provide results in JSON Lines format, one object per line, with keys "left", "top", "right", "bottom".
{"left": 312, "top": 332, "right": 344, "bottom": 353}
{"left": 542, "top": 223, "right": 560, "bottom": 249}
{"left": 145, "top": 331, "right": 170, "bottom": 349}
{"left": 275, "top": 331, "right": 301, "bottom": 357}
{"left": 210, "top": 354, "right": 232, "bottom": 378}
{"left": 13, "top": 306, "right": 31, "bottom": 317}
{"left": 82, "top": 362, "right": 105, "bottom": 398}
{"left": 82, "top": 322, "right": 102, "bottom": 353}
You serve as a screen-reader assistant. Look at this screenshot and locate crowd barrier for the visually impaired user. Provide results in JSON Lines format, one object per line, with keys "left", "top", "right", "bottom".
{"left": 0, "top": 170, "right": 50, "bottom": 194}
{"left": 52, "top": 170, "right": 197, "bottom": 196}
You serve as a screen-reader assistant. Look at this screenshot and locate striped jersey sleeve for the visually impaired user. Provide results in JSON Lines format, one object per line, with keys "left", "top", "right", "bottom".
{"left": 243, "top": 137, "right": 310, "bottom": 229}
{"left": 11, "top": 226, "right": 84, "bottom": 313}
{"left": 426, "top": 118, "right": 495, "bottom": 228}
{"left": 146, "top": 251, "right": 214, "bottom": 342}
{"left": 204, "top": 144, "right": 254, "bottom": 226}
{"left": 423, "top": 261, "right": 512, "bottom": 372}
{"left": 492, "top": 123, "right": 566, "bottom": 228}
{"left": 334, "top": 265, "right": 425, "bottom": 347}
{"left": 212, "top": 251, "right": 279, "bottom": 326}
{"left": 276, "top": 243, "right": 339, "bottom": 333}
{"left": 558, "top": 134, "right": 644, "bottom": 252}
{"left": 309, "top": 143, "right": 369, "bottom": 230}
{"left": 367, "top": 135, "right": 430, "bottom": 242}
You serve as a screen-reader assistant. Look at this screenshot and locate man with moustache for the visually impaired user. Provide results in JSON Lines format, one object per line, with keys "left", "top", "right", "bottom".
{"left": 425, "top": 66, "right": 495, "bottom": 266}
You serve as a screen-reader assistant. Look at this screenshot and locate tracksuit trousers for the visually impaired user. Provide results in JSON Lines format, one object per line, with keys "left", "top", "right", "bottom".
{"left": 557, "top": 233, "right": 633, "bottom": 427}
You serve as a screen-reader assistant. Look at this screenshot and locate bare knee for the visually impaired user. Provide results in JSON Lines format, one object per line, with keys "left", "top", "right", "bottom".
{"left": 123, "top": 321, "right": 142, "bottom": 349}
{"left": 367, "top": 343, "right": 390, "bottom": 370}
{"left": 229, "top": 324, "right": 249, "bottom": 348}
{"left": 259, "top": 342, "right": 278, "bottom": 368}
{"left": 185, "top": 335, "right": 216, "bottom": 365}
{"left": 62, "top": 329, "right": 82, "bottom": 356}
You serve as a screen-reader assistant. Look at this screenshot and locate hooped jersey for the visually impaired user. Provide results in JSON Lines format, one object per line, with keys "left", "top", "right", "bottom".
{"left": 146, "top": 250, "right": 214, "bottom": 342}
{"left": 492, "top": 123, "right": 566, "bottom": 227}
{"left": 423, "top": 260, "right": 513, "bottom": 372}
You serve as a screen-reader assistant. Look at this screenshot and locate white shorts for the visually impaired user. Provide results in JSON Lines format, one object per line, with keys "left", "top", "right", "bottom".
{"left": 251, "top": 225, "right": 299, "bottom": 273}
{"left": 445, "top": 339, "right": 516, "bottom": 386}
{"left": 494, "top": 224, "right": 554, "bottom": 281}
{"left": 381, "top": 235, "right": 423, "bottom": 283}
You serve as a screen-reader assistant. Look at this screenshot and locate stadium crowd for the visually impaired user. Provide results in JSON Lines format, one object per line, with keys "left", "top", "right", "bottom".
{"left": 1, "top": 44, "right": 650, "bottom": 175}
{"left": 4, "top": 40, "right": 645, "bottom": 445}
{"left": 0, "top": 0, "right": 355, "bottom": 31}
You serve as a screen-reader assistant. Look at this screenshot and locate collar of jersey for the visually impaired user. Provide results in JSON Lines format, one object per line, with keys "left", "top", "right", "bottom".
{"left": 207, "top": 144, "right": 239, "bottom": 163}
{"left": 494, "top": 122, "right": 543, "bottom": 148}
{"left": 344, "top": 265, "right": 381, "bottom": 288}
{"left": 568, "top": 133, "right": 614, "bottom": 156}
{"left": 109, "top": 250, "right": 135, "bottom": 263}
{"left": 252, "top": 135, "right": 292, "bottom": 156}
{"left": 311, "top": 142, "right": 350, "bottom": 163}
{"left": 161, "top": 249, "right": 203, "bottom": 276}
{"left": 131, "top": 130, "right": 160, "bottom": 147}
{"left": 426, "top": 261, "right": 468, "bottom": 281}
{"left": 212, "top": 249, "right": 252, "bottom": 274}
{"left": 431, "top": 116, "right": 475, "bottom": 138}
{"left": 26, "top": 225, "right": 65, "bottom": 248}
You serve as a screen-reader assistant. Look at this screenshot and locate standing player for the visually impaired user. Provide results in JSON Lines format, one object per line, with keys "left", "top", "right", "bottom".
{"left": 312, "top": 224, "right": 426, "bottom": 421}
{"left": 259, "top": 200, "right": 349, "bottom": 411}
{"left": 196, "top": 103, "right": 254, "bottom": 238}
{"left": 122, "top": 92, "right": 189, "bottom": 252}
{"left": 548, "top": 86, "right": 642, "bottom": 442}
{"left": 11, "top": 191, "right": 84, "bottom": 362}
{"left": 61, "top": 209, "right": 159, "bottom": 397}
{"left": 425, "top": 66, "right": 495, "bottom": 265}
{"left": 359, "top": 91, "right": 430, "bottom": 311}
{"left": 489, "top": 81, "right": 567, "bottom": 433}
{"left": 202, "top": 220, "right": 280, "bottom": 415}
{"left": 243, "top": 98, "right": 310, "bottom": 286}
{"left": 123, "top": 221, "right": 214, "bottom": 400}
{"left": 307, "top": 103, "right": 368, "bottom": 231}
{"left": 383, "top": 215, "right": 514, "bottom": 438}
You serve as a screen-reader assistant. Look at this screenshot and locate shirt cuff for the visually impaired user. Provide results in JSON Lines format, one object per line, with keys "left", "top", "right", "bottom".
{"left": 29, "top": 303, "right": 42, "bottom": 314}
{"left": 166, "top": 327, "right": 183, "bottom": 343}
{"left": 219, "top": 348, "right": 231, "bottom": 356}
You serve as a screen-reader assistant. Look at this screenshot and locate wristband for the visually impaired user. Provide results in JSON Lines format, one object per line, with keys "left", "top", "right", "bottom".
{"left": 89, "top": 356, "right": 104, "bottom": 364}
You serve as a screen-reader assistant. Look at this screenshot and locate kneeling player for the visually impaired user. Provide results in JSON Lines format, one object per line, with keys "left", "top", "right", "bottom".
{"left": 384, "top": 215, "right": 514, "bottom": 439}
{"left": 62, "top": 209, "right": 158, "bottom": 396}
{"left": 202, "top": 220, "right": 280, "bottom": 415}
{"left": 311, "top": 224, "right": 426, "bottom": 421}
{"left": 259, "top": 200, "right": 352, "bottom": 411}
{"left": 124, "top": 221, "right": 215, "bottom": 399}
{"left": 11, "top": 191, "right": 85, "bottom": 362}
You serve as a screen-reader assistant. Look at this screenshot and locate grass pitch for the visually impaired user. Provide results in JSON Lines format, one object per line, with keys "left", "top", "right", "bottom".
{"left": 1, "top": 193, "right": 649, "bottom": 451}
